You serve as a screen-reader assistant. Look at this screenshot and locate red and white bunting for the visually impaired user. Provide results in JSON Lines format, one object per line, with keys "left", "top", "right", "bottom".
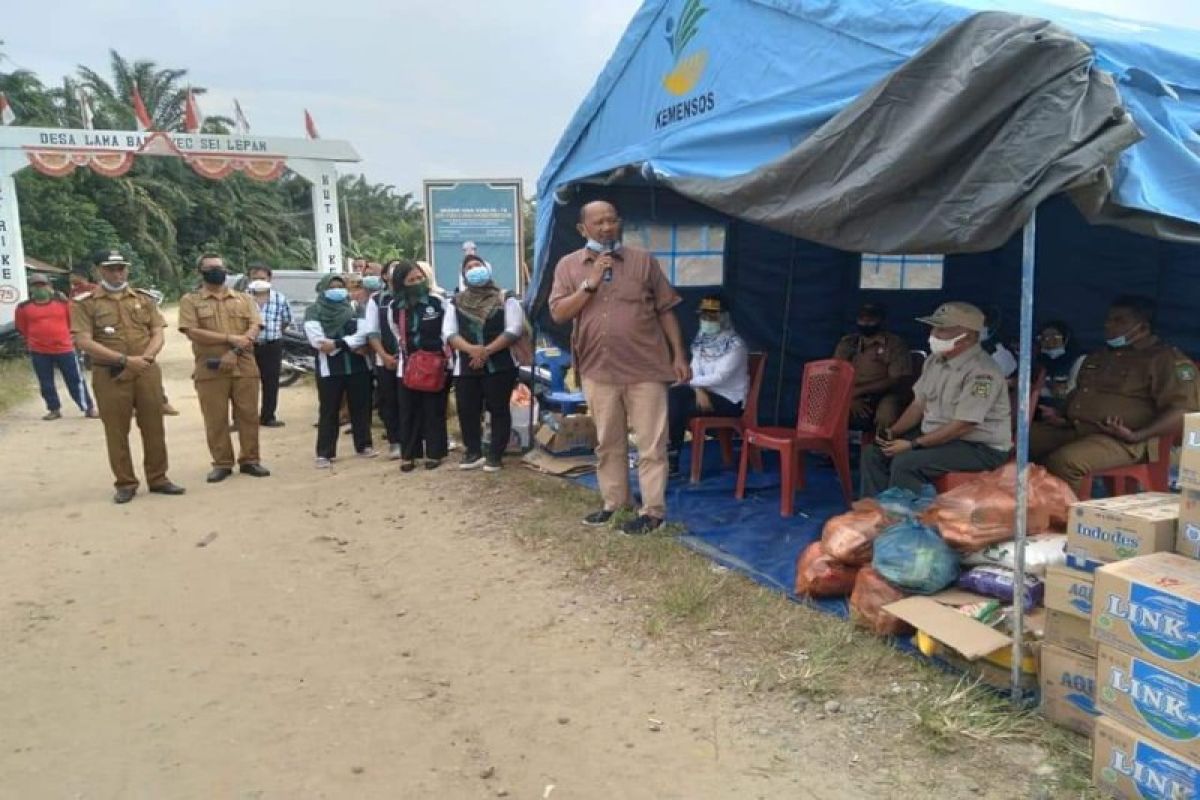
{"left": 304, "top": 109, "right": 319, "bottom": 140}
{"left": 0, "top": 94, "right": 15, "bottom": 126}
{"left": 183, "top": 89, "right": 204, "bottom": 134}
{"left": 131, "top": 83, "right": 153, "bottom": 131}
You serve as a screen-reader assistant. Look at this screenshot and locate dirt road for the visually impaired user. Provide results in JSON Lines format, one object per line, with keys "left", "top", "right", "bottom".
{"left": 0, "top": 317, "right": 847, "bottom": 799}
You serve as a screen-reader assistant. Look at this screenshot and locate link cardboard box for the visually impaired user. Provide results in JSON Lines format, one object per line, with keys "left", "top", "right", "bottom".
{"left": 1092, "top": 553, "right": 1200, "bottom": 683}
{"left": 1181, "top": 412, "right": 1200, "bottom": 492}
{"left": 1046, "top": 609, "right": 1098, "bottom": 657}
{"left": 1177, "top": 490, "right": 1200, "bottom": 560}
{"left": 1039, "top": 644, "right": 1098, "bottom": 736}
{"left": 1045, "top": 564, "right": 1095, "bottom": 621}
{"left": 1066, "top": 493, "right": 1180, "bottom": 572}
{"left": 1097, "top": 644, "right": 1200, "bottom": 763}
{"left": 1093, "top": 716, "right": 1199, "bottom": 800}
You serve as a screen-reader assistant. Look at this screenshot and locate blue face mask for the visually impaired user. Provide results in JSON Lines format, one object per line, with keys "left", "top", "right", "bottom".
{"left": 699, "top": 320, "right": 721, "bottom": 336}
{"left": 363, "top": 276, "right": 382, "bottom": 291}
{"left": 464, "top": 265, "right": 492, "bottom": 287}
{"left": 585, "top": 238, "right": 621, "bottom": 253}
{"left": 324, "top": 287, "right": 349, "bottom": 303}
{"left": 980, "top": 326, "right": 992, "bottom": 342}
{"left": 1106, "top": 335, "right": 1129, "bottom": 349}
{"left": 1043, "top": 346, "right": 1066, "bottom": 359}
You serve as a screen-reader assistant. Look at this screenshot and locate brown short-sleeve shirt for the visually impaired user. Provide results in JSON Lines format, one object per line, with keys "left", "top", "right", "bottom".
{"left": 1067, "top": 339, "right": 1199, "bottom": 432}
{"left": 833, "top": 331, "right": 912, "bottom": 387}
{"left": 70, "top": 286, "right": 165, "bottom": 356}
{"left": 178, "top": 286, "right": 262, "bottom": 380}
{"left": 549, "top": 245, "right": 681, "bottom": 384}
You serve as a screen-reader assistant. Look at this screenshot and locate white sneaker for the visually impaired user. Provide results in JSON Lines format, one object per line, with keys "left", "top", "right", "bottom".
{"left": 358, "top": 447, "right": 379, "bottom": 459}
{"left": 459, "top": 453, "right": 486, "bottom": 470}
{"left": 387, "top": 443, "right": 403, "bottom": 460}
{"left": 315, "top": 457, "right": 332, "bottom": 469}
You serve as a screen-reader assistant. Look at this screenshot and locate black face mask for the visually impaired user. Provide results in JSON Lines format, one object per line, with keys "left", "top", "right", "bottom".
{"left": 857, "top": 323, "right": 881, "bottom": 337}
{"left": 201, "top": 268, "right": 226, "bottom": 286}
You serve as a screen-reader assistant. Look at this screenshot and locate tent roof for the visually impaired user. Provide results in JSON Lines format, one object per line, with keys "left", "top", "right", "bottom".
{"left": 538, "top": 0, "right": 1200, "bottom": 229}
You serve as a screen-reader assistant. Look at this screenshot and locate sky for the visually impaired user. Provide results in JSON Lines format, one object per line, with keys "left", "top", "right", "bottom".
{"left": 1, "top": 0, "right": 1197, "bottom": 200}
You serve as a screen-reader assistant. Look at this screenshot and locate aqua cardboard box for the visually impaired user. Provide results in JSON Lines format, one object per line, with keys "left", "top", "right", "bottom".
{"left": 1046, "top": 609, "right": 1098, "bottom": 657}
{"left": 1093, "top": 715, "right": 1200, "bottom": 800}
{"left": 1045, "top": 564, "right": 1095, "bottom": 621}
{"left": 1092, "top": 553, "right": 1200, "bottom": 683}
{"left": 1176, "top": 490, "right": 1200, "bottom": 560}
{"left": 1040, "top": 644, "right": 1098, "bottom": 737}
{"left": 1097, "top": 644, "right": 1200, "bottom": 763}
{"left": 1066, "top": 494, "right": 1180, "bottom": 572}
{"left": 1180, "top": 413, "right": 1200, "bottom": 492}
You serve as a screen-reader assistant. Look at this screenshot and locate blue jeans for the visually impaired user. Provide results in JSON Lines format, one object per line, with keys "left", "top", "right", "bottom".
{"left": 31, "top": 351, "right": 93, "bottom": 413}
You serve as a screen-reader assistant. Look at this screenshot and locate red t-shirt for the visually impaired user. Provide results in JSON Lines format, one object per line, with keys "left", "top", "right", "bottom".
{"left": 14, "top": 298, "right": 75, "bottom": 354}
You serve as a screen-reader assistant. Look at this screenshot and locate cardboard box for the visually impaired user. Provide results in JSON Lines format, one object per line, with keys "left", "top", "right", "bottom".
{"left": 1040, "top": 644, "right": 1099, "bottom": 736}
{"left": 1092, "top": 553, "right": 1200, "bottom": 683}
{"left": 1177, "top": 490, "right": 1200, "bottom": 560}
{"left": 1097, "top": 644, "right": 1200, "bottom": 763}
{"left": 1045, "top": 564, "right": 1096, "bottom": 621}
{"left": 1093, "top": 715, "right": 1200, "bottom": 800}
{"left": 534, "top": 413, "right": 597, "bottom": 456}
{"left": 1045, "top": 609, "right": 1098, "bottom": 657}
{"left": 1180, "top": 413, "right": 1200, "bottom": 491}
{"left": 1066, "top": 494, "right": 1180, "bottom": 572}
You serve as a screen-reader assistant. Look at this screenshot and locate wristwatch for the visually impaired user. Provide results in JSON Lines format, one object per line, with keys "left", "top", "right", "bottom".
{"left": 582, "top": 279, "right": 597, "bottom": 294}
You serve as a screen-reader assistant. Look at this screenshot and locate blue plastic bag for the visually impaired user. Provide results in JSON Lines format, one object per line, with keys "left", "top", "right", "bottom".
{"left": 874, "top": 485, "right": 937, "bottom": 518}
{"left": 872, "top": 520, "right": 960, "bottom": 595}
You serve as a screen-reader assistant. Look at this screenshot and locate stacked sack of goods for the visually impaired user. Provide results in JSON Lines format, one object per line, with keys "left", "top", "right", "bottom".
{"left": 795, "top": 462, "right": 1078, "bottom": 692}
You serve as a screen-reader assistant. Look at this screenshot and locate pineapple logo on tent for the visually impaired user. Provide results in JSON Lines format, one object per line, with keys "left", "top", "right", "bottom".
{"left": 662, "top": 0, "right": 709, "bottom": 96}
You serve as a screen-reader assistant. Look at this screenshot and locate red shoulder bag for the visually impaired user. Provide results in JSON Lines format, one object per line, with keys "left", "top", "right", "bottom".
{"left": 400, "top": 307, "right": 448, "bottom": 392}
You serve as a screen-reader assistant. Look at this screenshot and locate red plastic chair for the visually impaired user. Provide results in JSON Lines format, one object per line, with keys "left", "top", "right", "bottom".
{"left": 1076, "top": 430, "right": 1179, "bottom": 500}
{"left": 735, "top": 359, "right": 856, "bottom": 516}
{"left": 688, "top": 352, "right": 767, "bottom": 484}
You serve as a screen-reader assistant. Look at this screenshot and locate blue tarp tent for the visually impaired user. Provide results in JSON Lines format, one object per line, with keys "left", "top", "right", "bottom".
{"left": 530, "top": 0, "right": 1200, "bottom": 424}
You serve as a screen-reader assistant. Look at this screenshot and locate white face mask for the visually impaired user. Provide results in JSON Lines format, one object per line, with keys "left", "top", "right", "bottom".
{"left": 928, "top": 332, "right": 967, "bottom": 355}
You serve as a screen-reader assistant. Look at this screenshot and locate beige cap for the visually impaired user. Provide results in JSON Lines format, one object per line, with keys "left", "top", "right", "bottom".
{"left": 916, "top": 301, "right": 985, "bottom": 332}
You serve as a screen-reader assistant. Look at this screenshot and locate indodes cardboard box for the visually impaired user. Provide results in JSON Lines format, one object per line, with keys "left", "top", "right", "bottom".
{"left": 1045, "top": 564, "right": 1095, "bottom": 621}
{"left": 1092, "top": 553, "right": 1200, "bottom": 683}
{"left": 1180, "top": 413, "right": 1200, "bottom": 491}
{"left": 1066, "top": 494, "right": 1179, "bottom": 572}
{"left": 1093, "top": 716, "right": 1199, "bottom": 800}
{"left": 1097, "top": 644, "right": 1200, "bottom": 763}
{"left": 1177, "top": 490, "right": 1200, "bottom": 560}
{"left": 534, "top": 413, "right": 597, "bottom": 456}
{"left": 1039, "top": 644, "right": 1099, "bottom": 737}
{"left": 1045, "top": 609, "right": 1098, "bottom": 657}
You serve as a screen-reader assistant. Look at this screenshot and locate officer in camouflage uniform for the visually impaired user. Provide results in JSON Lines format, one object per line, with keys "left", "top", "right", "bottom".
{"left": 1031, "top": 295, "right": 1199, "bottom": 493}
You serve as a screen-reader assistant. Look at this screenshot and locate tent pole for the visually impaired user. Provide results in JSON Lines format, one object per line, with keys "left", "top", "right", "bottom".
{"left": 1010, "top": 211, "right": 1037, "bottom": 704}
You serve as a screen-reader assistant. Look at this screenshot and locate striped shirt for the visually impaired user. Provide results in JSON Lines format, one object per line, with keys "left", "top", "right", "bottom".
{"left": 255, "top": 289, "right": 293, "bottom": 342}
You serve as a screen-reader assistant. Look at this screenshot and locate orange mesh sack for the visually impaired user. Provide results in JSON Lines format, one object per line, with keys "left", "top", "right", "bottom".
{"left": 1028, "top": 466, "right": 1077, "bottom": 531}
{"left": 920, "top": 463, "right": 1055, "bottom": 551}
{"left": 795, "top": 542, "right": 860, "bottom": 598}
{"left": 849, "top": 567, "right": 913, "bottom": 637}
{"left": 820, "top": 500, "right": 891, "bottom": 566}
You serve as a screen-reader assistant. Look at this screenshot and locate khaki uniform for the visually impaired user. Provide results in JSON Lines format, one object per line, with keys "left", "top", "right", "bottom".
{"left": 70, "top": 286, "right": 170, "bottom": 490}
{"left": 1030, "top": 339, "right": 1199, "bottom": 491}
{"left": 861, "top": 345, "right": 1011, "bottom": 496}
{"left": 178, "top": 287, "right": 263, "bottom": 468}
{"left": 833, "top": 331, "right": 912, "bottom": 429}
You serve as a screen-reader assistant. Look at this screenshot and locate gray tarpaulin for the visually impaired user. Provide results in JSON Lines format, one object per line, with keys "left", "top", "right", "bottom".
{"left": 667, "top": 12, "right": 1143, "bottom": 254}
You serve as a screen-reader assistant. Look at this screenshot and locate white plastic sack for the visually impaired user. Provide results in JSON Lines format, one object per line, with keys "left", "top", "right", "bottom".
{"left": 961, "top": 533, "right": 1066, "bottom": 577}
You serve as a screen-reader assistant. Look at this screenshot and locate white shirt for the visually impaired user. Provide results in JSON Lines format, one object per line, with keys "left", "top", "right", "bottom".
{"left": 442, "top": 295, "right": 524, "bottom": 376}
{"left": 304, "top": 315, "right": 370, "bottom": 378}
{"left": 689, "top": 336, "right": 749, "bottom": 405}
{"left": 990, "top": 342, "right": 1017, "bottom": 378}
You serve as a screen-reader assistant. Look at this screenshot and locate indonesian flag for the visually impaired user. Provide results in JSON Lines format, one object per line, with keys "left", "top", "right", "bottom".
{"left": 183, "top": 88, "right": 203, "bottom": 134}
{"left": 304, "top": 109, "right": 319, "bottom": 139}
{"left": 0, "top": 93, "right": 15, "bottom": 126}
{"left": 78, "top": 87, "right": 94, "bottom": 130}
{"left": 131, "top": 82, "right": 153, "bottom": 131}
{"left": 233, "top": 98, "right": 250, "bottom": 134}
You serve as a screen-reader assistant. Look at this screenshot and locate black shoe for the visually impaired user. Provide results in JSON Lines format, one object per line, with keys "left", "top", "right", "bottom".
{"left": 582, "top": 509, "right": 616, "bottom": 527}
{"left": 239, "top": 463, "right": 271, "bottom": 478}
{"left": 206, "top": 468, "right": 234, "bottom": 483}
{"left": 620, "top": 515, "right": 664, "bottom": 536}
{"left": 483, "top": 455, "right": 503, "bottom": 473}
{"left": 459, "top": 452, "right": 486, "bottom": 470}
{"left": 400, "top": 460, "right": 416, "bottom": 473}
{"left": 424, "top": 458, "right": 443, "bottom": 471}
{"left": 148, "top": 482, "right": 186, "bottom": 496}
{"left": 113, "top": 487, "right": 136, "bottom": 504}
{"left": 262, "top": 419, "right": 286, "bottom": 428}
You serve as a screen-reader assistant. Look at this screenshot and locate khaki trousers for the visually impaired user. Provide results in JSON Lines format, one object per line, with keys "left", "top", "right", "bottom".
{"left": 582, "top": 378, "right": 669, "bottom": 519}
{"left": 1029, "top": 422, "right": 1144, "bottom": 493}
{"left": 92, "top": 363, "right": 169, "bottom": 490}
{"left": 196, "top": 375, "right": 261, "bottom": 468}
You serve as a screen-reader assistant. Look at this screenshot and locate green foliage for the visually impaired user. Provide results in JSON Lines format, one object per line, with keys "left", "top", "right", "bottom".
{"left": 1, "top": 44, "right": 425, "bottom": 297}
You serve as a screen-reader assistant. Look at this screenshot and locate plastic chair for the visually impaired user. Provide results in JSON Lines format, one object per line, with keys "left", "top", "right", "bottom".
{"left": 1076, "top": 430, "right": 1179, "bottom": 500}
{"left": 535, "top": 347, "right": 587, "bottom": 414}
{"left": 688, "top": 352, "right": 767, "bottom": 483}
{"left": 735, "top": 359, "right": 856, "bottom": 516}
{"left": 859, "top": 350, "right": 927, "bottom": 451}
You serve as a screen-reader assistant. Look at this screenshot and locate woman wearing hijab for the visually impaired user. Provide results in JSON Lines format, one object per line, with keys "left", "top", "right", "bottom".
{"left": 364, "top": 260, "right": 405, "bottom": 459}
{"left": 1035, "top": 319, "right": 1085, "bottom": 416}
{"left": 304, "top": 273, "right": 376, "bottom": 467}
{"left": 444, "top": 254, "right": 526, "bottom": 471}
{"left": 388, "top": 260, "right": 450, "bottom": 471}
{"left": 667, "top": 295, "right": 749, "bottom": 476}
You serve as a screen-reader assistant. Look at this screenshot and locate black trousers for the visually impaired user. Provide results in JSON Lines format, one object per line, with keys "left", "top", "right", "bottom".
{"left": 316, "top": 371, "right": 374, "bottom": 458}
{"left": 456, "top": 369, "right": 519, "bottom": 459}
{"left": 667, "top": 384, "right": 742, "bottom": 452}
{"left": 397, "top": 381, "right": 448, "bottom": 461}
{"left": 254, "top": 339, "right": 284, "bottom": 423}
{"left": 375, "top": 364, "right": 401, "bottom": 445}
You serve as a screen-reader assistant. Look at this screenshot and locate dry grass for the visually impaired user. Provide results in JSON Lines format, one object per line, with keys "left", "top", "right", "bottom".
{"left": 0, "top": 358, "right": 35, "bottom": 414}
